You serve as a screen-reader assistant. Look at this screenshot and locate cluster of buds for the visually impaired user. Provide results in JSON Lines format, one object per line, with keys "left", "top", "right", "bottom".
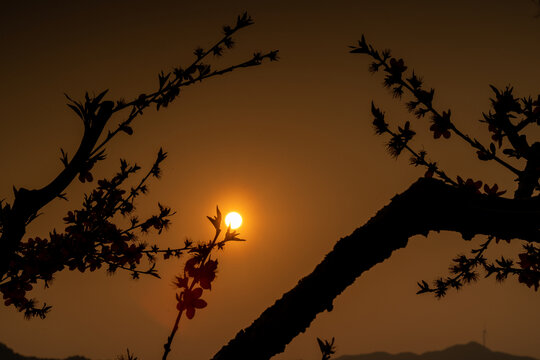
{"left": 162, "top": 207, "right": 244, "bottom": 360}
{"left": 172, "top": 207, "right": 243, "bottom": 319}
{"left": 353, "top": 34, "right": 540, "bottom": 297}
{"left": 517, "top": 245, "right": 540, "bottom": 290}
{"left": 455, "top": 176, "right": 507, "bottom": 197}
{"left": 317, "top": 337, "right": 336, "bottom": 360}
{"left": 2, "top": 11, "right": 277, "bottom": 322}
{"left": 0, "top": 153, "right": 182, "bottom": 318}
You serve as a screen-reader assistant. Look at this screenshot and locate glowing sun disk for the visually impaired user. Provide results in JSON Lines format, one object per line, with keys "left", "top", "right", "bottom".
{"left": 225, "top": 212, "right": 242, "bottom": 229}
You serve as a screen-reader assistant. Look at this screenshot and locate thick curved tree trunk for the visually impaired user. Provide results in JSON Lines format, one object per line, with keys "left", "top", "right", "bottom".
{"left": 212, "top": 177, "right": 540, "bottom": 360}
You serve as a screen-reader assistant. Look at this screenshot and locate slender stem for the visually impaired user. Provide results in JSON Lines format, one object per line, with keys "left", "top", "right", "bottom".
{"left": 377, "top": 58, "right": 522, "bottom": 177}
{"left": 141, "top": 246, "right": 191, "bottom": 255}
{"left": 423, "top": 235, "right": 493, "bottom": 295}
{"left": 384, "top": 126, "right": 457, "bottom": 186}
{"left": 90, "top": 52, "right": 275, "bottom": 158}
{"left": 162, "top": 309, "right": 184, "bottom": 360}
{"left": 160, "top": 226, "right": 222, "bottom": 360}
{"left": 516, "top": 117, "right": 535, "bottom": 132}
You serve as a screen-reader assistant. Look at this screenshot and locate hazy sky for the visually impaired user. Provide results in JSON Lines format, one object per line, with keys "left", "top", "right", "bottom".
{"left": 1, "top": 1, "right": 540, "bottom": 360}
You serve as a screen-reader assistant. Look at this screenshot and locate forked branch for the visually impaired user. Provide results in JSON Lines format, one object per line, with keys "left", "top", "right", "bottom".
{"left": 212, "top": 178, "right": 540, "bottom": 359}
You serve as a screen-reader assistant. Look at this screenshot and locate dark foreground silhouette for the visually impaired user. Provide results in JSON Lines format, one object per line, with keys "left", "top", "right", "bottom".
{"left": 336, "top": 342, "right": 537, "bottom": 360}
{"left": 1, "top": 341, "right": 536, "bottom": 360}
{"left": 0, "top": 342, "right": 89, "bottom": 360}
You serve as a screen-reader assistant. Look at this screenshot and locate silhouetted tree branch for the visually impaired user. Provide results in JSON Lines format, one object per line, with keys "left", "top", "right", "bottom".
{"left": 0, "top": 12, "right": 278, "bottom": 318}
{"left": 212, "top": 34, "right": 540, "bottom": 360}
{"left": 211, "top": 178, "right": 540, "bottom": 359}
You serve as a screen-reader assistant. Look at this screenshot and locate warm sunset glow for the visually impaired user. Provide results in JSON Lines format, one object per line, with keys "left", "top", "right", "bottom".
{"left": 225, "top": 212, "right": 242, "bottom": 229}
{"left": 5, "top": 4, "right": 540, "bottom": 360}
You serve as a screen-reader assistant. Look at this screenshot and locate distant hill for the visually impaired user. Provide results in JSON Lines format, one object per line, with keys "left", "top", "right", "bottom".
{"left": 336, "top": 342, "right": 537, "bottom": 360}
{"left": 0, "top": 343, "right": 90, "bottom": 360}
{"left": 1, "top": 341, "right": 536, "bottom": 360}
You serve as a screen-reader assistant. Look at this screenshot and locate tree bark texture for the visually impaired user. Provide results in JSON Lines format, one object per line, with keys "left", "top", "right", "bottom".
{"left": 212, "top": 177, "right": 540, "bottom": 360}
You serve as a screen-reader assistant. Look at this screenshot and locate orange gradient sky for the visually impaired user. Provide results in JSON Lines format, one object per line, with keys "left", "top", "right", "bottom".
{"left": 1, "top": 1, "right": 540, "bottom": 360}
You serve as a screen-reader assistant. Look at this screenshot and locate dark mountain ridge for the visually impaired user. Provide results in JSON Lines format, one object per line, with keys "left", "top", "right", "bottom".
{"left": 0, "top": 341, "right": 536, "bottom": 360}
{"left": 336, "top": 342, "right": 537, "bottom": 360}
{"left": 0, "top": 343, "right": 89, "bottom": 360}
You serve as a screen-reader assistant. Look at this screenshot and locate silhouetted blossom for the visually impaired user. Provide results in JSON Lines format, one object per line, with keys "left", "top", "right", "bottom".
{"left": 177, "top": 287, "right": 207, "bottom": 319}
{"left": 352, "top": 34, "right": 540, "bottom": 297}
{"left": 0, "top": 11, "right": 276, "bottom": 319}
{"left": 162, "top": 206, "right": 245, "bottom": 360}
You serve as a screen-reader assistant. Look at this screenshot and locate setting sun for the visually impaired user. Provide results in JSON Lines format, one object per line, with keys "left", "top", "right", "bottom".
{"left": 225, "top": 212, "right": 242, "bottom": 229}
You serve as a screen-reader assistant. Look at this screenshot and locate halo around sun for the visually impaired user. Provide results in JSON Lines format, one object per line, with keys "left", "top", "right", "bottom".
{"left": 225, "top": 212, "right": 242, "bottom": 229}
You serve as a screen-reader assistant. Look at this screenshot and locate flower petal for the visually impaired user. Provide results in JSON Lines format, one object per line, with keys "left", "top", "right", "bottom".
{"left": 193, "top": 299, "right": 207, "bottom": 309}
{"left": 192, "top": 287, "right": 203, "bottom": 299}
{"left": 186, "top": 307, "right": 195, "bottom": 319}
